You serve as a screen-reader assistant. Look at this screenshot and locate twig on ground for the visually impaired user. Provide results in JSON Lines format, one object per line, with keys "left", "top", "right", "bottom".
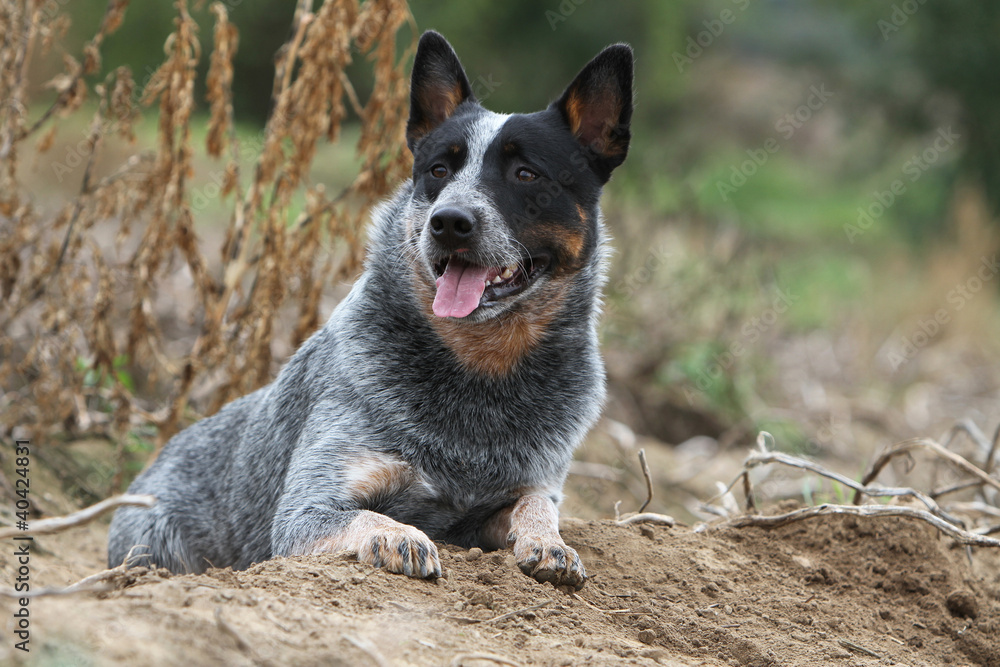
{"left": 0, "top": 494, "right": 156, "bottom": 539}
{"left": 0, "top": 545, "right": 147, "bottom": 599}
{"left": 943, "top": 418, "right": 991, "bottom": 453}
{"left": 449, "top": 653, "right": 521, "bottom": 667}
{"left": 482, "top": 599, "right": 553, "bottom": 625}
{"left": 855, "top": 438, "right": 1000, "bottom": 504}
{"left": 932, "top": 479, "right": 985, "bottom": 499}
{"left": 715, "top": 503, "right": 1000, "bottom": 548}
{"left": 742, "top": 449, "right": 962, "bottom": 524}
{"left": 637, "top": 448, "right": 653, "bottom": 513}
{"left": 616, "top": 513, "right": 675, "bottom": 527}
{"left": 344, "top": 635, "right": 389, "bottom": 667}
{"left": 0, "top": 572, "right": 117, "bottom": 599}
{"left": 570, "top": 593, "right": 630, "bottom": 614}
{"left": 838, "top": 639, "right": 882, "bottom": 659}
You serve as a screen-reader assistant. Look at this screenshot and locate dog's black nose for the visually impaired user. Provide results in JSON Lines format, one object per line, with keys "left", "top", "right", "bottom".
{"left": 429, "top": 207, "right": 476, "bottom": 248}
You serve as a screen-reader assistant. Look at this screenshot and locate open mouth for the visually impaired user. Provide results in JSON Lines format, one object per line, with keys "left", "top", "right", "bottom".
{"left": 431, "top": 255, "right": 550, "bottom": 318}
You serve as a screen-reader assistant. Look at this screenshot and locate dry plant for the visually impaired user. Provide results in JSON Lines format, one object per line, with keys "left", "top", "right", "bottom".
{"left": 0, "top": 1, "right": 417, "bottom": 461}
{"left": 700, "top": 427, "right": 1000, "bottom": 548}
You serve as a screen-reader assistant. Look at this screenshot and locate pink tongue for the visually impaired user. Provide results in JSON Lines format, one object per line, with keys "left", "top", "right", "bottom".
{"left": 433, "top": 260, "right": 490, "bottom": 318}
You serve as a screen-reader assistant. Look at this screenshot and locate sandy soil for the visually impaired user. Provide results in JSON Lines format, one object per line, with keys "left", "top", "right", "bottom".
{"left": 2, "top": 504, "right": 998, "bottom": 667}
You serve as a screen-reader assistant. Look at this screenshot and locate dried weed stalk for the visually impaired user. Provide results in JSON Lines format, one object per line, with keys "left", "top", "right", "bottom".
{"left": 0, "top": 0, "right": 417, "bottom": 459}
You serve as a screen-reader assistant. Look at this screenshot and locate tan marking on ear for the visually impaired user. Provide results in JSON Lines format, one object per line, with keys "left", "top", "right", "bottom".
{"left": 342, "top": 453, "right": 413, "bottom": 507}
{"left": 412, "top": 272, "right": 569, "bottom": 377}
{"left": 565, "top": 84, "right": 625, "bottom": 157}
{"left": 420, "top": 82, "right": 465, "bottom": 123}
{"left": 565, "top": 89, "right": 586, "bottom": 136}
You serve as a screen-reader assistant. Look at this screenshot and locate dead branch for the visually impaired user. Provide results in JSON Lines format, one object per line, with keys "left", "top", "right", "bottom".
{"left": 0, "top": 545, "right": 147, "bottom": 599}
{"left": 0, "top": 494, "right": 155, "bottom": 539}
{"left": 716, "top": 503, "right": 1000, "bottom": 548}
{"left": 450, "top": 654, "right": 522, "bottom": 667}
{"left": 616, "top": 513, "right": 675, "bottom": 527}
{"left": 838, "top": 639, "right": 881, "bottom": 659}
{"left": 637, "top": 448, "right": 653, "bottom": 513}
{"left": 740, "top": 449, "right": 962, "bottom": 524}
{"left": 855, "top": 437, "right": 1000, "bottom": 504}
{"left": 482, "top": 599, "right": 553, "bottom": 625}
{"left": 942, "top": 418, "right": 992, "bottom": 461}
{"left": 344, "top": 636, "right": 388, "bottom": 667}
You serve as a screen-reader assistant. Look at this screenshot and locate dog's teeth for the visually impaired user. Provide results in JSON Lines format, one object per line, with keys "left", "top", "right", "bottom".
{"left": 491, "top": 275, "right": 503, "bottom": 284}
{"left": 501, "top": 267, "right": 514, "bottom": 279}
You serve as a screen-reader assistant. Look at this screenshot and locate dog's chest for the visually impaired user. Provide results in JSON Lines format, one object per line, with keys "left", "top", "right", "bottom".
{"left": 338, "top": 435, "right": 565, "bottom": 521}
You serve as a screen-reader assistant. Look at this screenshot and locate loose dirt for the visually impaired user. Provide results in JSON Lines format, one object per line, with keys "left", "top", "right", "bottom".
{"left": 2, "top": 505, "right": 998, "bottom": 666}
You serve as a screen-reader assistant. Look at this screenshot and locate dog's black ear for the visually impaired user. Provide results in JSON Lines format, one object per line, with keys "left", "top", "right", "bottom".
{"left": 407, "top": 31, "right": 475, "bottom": 152}
{"left": 552, "top": 44, "right": 633, "bottom": 182}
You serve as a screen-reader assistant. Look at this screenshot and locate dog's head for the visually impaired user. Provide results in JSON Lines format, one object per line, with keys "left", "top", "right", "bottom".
{"left": 404, "top": 31, "right": 633, "bottom": 324}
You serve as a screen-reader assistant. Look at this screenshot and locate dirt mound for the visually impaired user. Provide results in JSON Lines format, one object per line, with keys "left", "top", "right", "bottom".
{"left": 4, "top": 510, "right": 999, "bottom": 666}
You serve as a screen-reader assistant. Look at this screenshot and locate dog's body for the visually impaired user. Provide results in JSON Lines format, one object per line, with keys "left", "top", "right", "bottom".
{"left": 109, "top": 32, "right": 632, "bottom": 588}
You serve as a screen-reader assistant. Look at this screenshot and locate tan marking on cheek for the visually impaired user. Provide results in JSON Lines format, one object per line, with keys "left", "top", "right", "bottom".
{"left": 559, "top": 228, "right": 586, "bottom": 270}
{"left": 412, "top": 271, "right": 570, "bottom": 377}
{"left": 524, "top": 222, "right": 587, "bottom": 274}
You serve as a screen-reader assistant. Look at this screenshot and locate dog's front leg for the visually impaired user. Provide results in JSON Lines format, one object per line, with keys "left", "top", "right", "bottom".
{"left": 273, "top": 508, "right": 442, "bottom": 579}
{"left": 482, "top": 494, "right": 587, "bottom": 589}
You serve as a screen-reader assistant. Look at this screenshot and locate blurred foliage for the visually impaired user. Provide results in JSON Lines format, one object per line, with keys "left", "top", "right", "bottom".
{"left": 28, "top": 0, "right": 1000, "bottom": 447}
{"left": 56, "top": 0, "right": 1000, "bottom": 237}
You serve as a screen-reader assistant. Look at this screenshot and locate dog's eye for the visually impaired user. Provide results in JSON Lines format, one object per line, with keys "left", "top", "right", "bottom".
{"left": 430, "top": 164, "right": 449, "bottom": 179}
{"left": 516, "top": 167, "right": 538, "bottom": 182}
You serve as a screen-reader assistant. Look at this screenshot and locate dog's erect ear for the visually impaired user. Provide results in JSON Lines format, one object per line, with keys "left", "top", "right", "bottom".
{"left": 552, "top": 44, "right": 633, "bottom": 182}
{"left": 407, "top": 31, "right": 475, "bottom": 152}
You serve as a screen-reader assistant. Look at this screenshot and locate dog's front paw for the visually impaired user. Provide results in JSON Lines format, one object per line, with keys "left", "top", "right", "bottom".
{"left": 513, "top": 536, "right": 587, "bottom": 590}
{"left": 358, "top": 524, "right": 442, "bottom": 579}
{"left": 307, "top": 511, "right": 442, "bottom": 579}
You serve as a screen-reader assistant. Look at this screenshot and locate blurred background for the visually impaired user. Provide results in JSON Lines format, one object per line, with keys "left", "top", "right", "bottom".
{"left": 7, "top": 0, "right": 1000, "bottom": 522}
